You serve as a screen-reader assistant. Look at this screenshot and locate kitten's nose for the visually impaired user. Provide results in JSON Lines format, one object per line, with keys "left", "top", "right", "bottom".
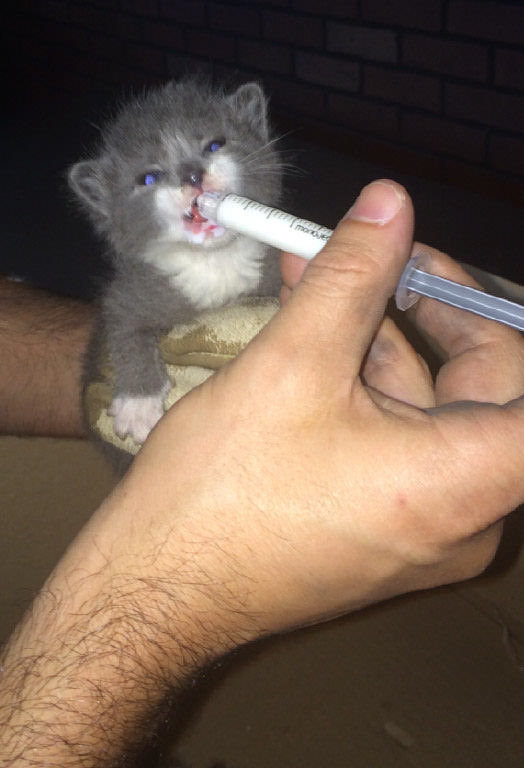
{"left": 180, "top": 164, "right": 204, "bottom": 188}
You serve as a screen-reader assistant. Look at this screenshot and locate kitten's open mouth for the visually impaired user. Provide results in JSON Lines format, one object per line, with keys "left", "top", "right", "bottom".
{"left": 182, "top": 195, "right": 225, "bottom": 244}
{"left": 184, "top": 197, "right": 207, "bottom": 224}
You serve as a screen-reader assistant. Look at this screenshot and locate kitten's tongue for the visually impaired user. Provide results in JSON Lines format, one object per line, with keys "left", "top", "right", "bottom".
{"left": 191, "top": 199, "right": 207, "bottom": 224}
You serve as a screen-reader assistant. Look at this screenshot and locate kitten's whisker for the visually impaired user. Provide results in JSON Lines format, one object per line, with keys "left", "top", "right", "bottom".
{"left": 241, "top": 130, "right": 294, "bottom": 163}
{"left": 237, "top": 162, "right": 305, "bottom": 178}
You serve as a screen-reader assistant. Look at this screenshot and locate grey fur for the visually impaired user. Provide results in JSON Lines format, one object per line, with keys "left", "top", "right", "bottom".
{"left": 69, "top": 78, "right": 282, "bottom": 471}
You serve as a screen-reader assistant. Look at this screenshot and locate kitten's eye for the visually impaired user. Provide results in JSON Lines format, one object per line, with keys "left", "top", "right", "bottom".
{"left": 138, "top": 170, "right": 165, "bottom": 186}
{"left": 205, "top": 138, "right": 225, "bottom": 153}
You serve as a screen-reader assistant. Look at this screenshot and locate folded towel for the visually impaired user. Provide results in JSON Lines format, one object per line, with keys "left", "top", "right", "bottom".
{"left": 84, "top": 297, "right": 279, "bottom": 455}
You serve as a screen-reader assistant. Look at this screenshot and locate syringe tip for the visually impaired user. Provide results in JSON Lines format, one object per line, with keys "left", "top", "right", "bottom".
{"left": 196, "top": 191, "right": 224, "bottom": 222}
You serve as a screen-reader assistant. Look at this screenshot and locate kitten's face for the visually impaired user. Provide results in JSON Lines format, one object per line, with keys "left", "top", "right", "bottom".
{"left": 131, "top": 131, "right": 242, "bottom": 249}
{"left": 69, "top": 81, "right": 281, "bottom": 259}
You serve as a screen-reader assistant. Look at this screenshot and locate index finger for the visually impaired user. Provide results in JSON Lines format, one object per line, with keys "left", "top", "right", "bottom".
{"left": 411, "top": 245, "right": 524, "bottom": 404}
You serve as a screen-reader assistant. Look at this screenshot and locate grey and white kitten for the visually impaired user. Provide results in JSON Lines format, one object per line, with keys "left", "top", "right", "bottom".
{"left": 69, "top": 79, "right": 282, "bottom": 464}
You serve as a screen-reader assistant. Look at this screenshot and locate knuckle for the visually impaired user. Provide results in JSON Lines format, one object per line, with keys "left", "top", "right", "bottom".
{"left": 304, "top": 238, "right": 383, "bottom": 300}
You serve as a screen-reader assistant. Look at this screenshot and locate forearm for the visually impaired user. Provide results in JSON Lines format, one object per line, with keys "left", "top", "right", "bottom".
{"left": 0, "top": 573, "right": 188, "bottom": 766}
{"left": 0, "top": 481, "right": 256, "bottom": 766}
{"left": 0, "top": 277, "right": 94, "bottom": 437}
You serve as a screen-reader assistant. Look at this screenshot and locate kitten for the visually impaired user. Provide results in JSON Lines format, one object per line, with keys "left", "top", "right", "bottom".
{"left": 69, "top": 78, "right": 282, "bottom": 466}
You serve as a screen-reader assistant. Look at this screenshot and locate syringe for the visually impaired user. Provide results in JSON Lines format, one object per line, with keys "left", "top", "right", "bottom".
{"left": 197, "top": 192, "right": 524, "bottom": 332}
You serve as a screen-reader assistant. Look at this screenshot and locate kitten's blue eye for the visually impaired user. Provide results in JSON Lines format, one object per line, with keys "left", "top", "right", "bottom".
{"left": 139, "top": 170, "right": 164, "bottom": 186}
{"left": 205, "top": 139, "right": 225, "bottom": 153}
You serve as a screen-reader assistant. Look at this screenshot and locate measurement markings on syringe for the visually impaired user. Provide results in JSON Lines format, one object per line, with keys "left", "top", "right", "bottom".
{"left": 239, "top": 198, "right": 280, "bottom": 217}
{"left": 292, "top": 222, "right": 330, "bottom": 241}
{"left": 231, "top": 195, "right": 332, "bottom": 247}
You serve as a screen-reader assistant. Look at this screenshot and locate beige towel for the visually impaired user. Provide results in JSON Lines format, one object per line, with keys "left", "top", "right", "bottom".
{"left": 84, "top": 297, "right": 279, "bottom": 455}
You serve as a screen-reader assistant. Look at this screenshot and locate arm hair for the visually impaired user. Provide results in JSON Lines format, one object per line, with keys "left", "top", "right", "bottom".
{"left": 0, "top": 276, "right": 94, "bottom": 436}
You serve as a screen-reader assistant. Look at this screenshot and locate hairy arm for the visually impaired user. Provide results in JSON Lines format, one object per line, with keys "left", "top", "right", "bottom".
{"left": 0, "top": 276, "right": 93, "bottom": 437}
{"left": 0, "top": 480, "right": 253, "bottom": 766}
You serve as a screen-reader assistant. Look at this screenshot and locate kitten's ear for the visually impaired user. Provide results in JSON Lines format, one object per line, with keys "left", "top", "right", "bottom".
{"left": 68, "top": 160, "right": 108, "bottom": 216}
{"left": 228, "top": 82, "right": 269, "bottom": 139}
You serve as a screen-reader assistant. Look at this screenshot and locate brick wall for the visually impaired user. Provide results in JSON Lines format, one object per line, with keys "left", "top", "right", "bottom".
{"left": 8, "top": 0, "right": 524, "bottom": 202}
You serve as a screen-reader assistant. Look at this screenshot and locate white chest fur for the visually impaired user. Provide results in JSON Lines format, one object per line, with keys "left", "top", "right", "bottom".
{"left": 144, "top": 237, "right": 267, "bottom": 310}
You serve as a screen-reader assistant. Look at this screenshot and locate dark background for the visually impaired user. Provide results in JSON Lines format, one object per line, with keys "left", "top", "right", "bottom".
{"left": 3, "top": 0, "right": 524, "bottom": 296}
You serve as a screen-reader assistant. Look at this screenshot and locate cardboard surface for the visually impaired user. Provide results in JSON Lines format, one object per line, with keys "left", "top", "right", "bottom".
{"left": 1, "top": 435, "right": 523, "bottom": 768}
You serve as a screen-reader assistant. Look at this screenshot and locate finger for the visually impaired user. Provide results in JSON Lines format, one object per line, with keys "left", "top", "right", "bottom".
{"left": 411, "top": 245, "right": 524, "bottom": 404}
{"left": 363, "top": 317, "right": 435, "bottom": 409}
{"left": 273, "top": 180, "right": 414, "bottom": 383}
{"left": 280, "top": 251, "right": 308, "bottom": 293}
{"left": 280, "top": 283, "right": 291, "bottom": 305}
{"left": 432, "top": 397, "right": 524, "bottom": 533}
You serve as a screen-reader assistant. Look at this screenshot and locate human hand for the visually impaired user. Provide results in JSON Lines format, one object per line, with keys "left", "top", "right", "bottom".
{"left": 4, "top": 180, "right": 523, "bottom": 766}
{"left": 114, "top": 179, "right": 524, "bottom": 642}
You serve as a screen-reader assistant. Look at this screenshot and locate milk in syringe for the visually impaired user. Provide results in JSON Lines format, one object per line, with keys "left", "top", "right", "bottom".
{"left": 197, "top": 193, "right": 332, "bottom": 259}
{"left": 196, "top": 192, "right": 524, "bottom": 332}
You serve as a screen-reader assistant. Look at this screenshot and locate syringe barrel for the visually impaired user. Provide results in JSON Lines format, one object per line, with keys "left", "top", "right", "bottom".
{"left": 397, "top": 255, "right": 524, "bottom": 331}
{"left": 197, "top": 194, "right": 524, "bottom": 332}
{"left": 197, "top": 193, "right": 333, "bottom": 259}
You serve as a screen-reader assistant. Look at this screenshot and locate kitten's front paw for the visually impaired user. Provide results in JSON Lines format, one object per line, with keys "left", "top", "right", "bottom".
{"left": 109, "top": 390, "right": 167, "bottom": 444}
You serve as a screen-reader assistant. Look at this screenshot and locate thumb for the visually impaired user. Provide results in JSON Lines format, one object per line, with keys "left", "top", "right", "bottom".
{"left": 278, "top": 180, "right": 414, "bottom": 380}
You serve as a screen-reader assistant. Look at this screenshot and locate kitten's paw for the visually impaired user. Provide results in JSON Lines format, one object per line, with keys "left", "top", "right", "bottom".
{"left": 109, "top": 390, "right": 167, "bottom": 444}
